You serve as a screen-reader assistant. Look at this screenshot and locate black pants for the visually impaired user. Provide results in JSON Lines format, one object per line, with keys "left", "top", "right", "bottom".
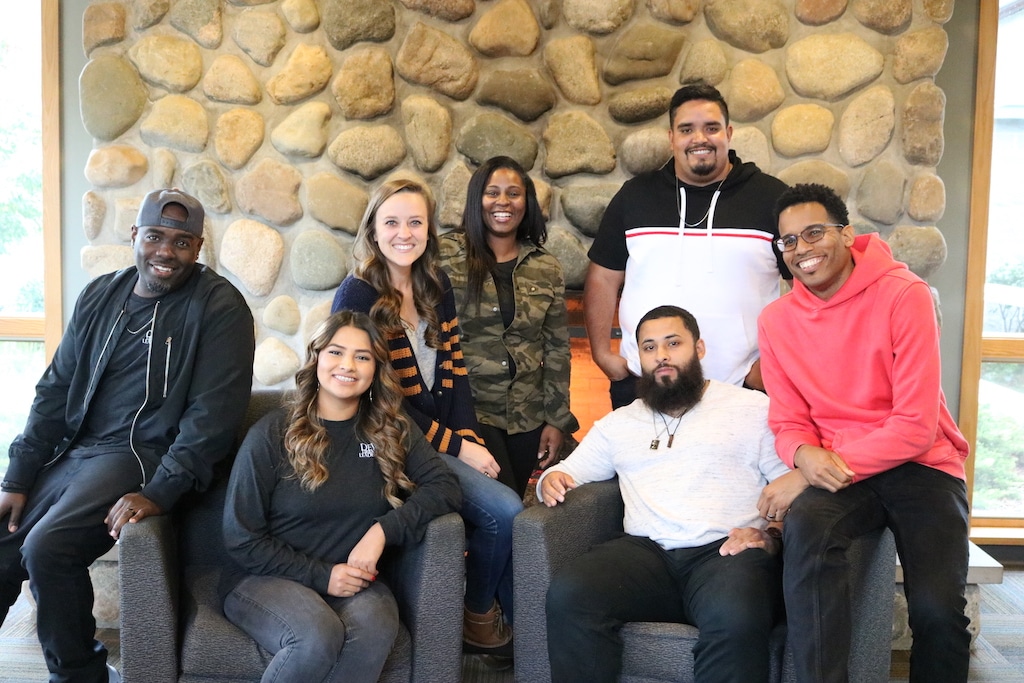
{"left": 609, "top": 374, "right": 637, "bottom": 410}
{"left": 477, "top": 423, "right": 544, "bottom": 499}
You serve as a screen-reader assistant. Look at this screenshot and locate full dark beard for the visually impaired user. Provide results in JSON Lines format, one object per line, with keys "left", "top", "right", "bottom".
{"left": 637, "top": 354, "right": 706, "bottom": 415}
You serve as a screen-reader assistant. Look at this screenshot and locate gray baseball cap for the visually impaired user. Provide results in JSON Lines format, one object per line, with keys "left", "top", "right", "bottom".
{"left": 136, "top": 188, "right": 205, "bottom": 237}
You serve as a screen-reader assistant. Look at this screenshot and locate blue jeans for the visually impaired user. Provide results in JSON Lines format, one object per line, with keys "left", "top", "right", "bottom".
{"left": 223, "top": 575, "right": 399, "bottom": 683}
{"left": 783, "top": 463, "right": 970, "bottom": 683}
{"left": 547, "top": 534, "right": 782, "bottom": 683}
{"left": 442, "top": 453, "right": 523, "bottom": 620}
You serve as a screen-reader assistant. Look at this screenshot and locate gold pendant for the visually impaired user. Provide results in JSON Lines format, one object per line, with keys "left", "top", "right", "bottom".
{"left": 650, "top": 439, "right": 659, "bottom": 450}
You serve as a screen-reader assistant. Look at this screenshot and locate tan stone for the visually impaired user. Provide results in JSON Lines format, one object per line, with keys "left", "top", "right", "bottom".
{"left": 477, "top": 69, "right": 557, "bottom": 122}
{"left": 470, "top": 0, "right": 541, "bottom": 57}
{"left": 794, "top": 0, "right": 847, "bottom": 25}
{"left": 732, "top": 127, "right": 772, "bottom": 174}
{"left": 440, "top": 162, "right": 473, "bottom": 229}
{"left": 535, "top": 0, "right": 559, "bottom": 29}
{"left": 851, "top": 0, "right": 911, "bottom": 35}
{"left": 214, "top": 109, "right": 264, "bottom": 170}
{"left": 282, "top": 0, "right": 320, "bottom": 32}
{"left": 856, "top": 160, "right": 905, "bottom": 225}
{"left": 772, "top": 104, "right": 834, "bottom": 157}
{"left": 132, "top": 0, "right": 169, "bottom": 30}
{"left": 647, "top": 0, "right": 700, "bottom": 24}
{"left": 307, "top": 172, "right": 369, "bottom": 235}
{"left": 221, "top": 218, "right": 285, "bottom": 297}
{"left": 263, "top": 295, "right": 301, "bottom": 336}
{"left": 291, "top": 230, "right": 351, "bottom": 291}
{"left": 204, "top": 55, "right": 262, "bottom": 105}
{"left": 604, "top": 23, "right": 687, "bottom": 85}
{"left": 705, "top": 0, "right": 789, "bottom": 53}
{"left": 838, "top": 85, "right": 894, "bottom": 167}
{"left": 254, "top": 337, "right": 301, "bottom": 386}
{"left": 786, "top": 33, "right": 884, "bottom": 101}
{"left": 327, "top": 126, "right": 407, "bottom": 180}
{"left": 887, "top": 225, "right": 947, "bottom": 278}
{"left": 902, "top": 82, "right": 946, "bottom": 166}
{"left": 609, "top": 86, "right": 673, "bottom": 124}
{"left": 115, "top": 198, "right": 141, "bottom": 243}
{"left": 679, "top": 39, "right": 728, "bottom": 85}
{"left": 727, "top": 59, "right": 785, "bottom": 122}
{"left": 302, "top": 300, "right": 334, "bottom": 343}
{"left": 542, "top": 111, "right": 616, "bottom": 178}
{"left": 140, "top": 95, "right": 209, "bottom": 153}
{"left": 233, "top": 10, "right": 287, "bottom": 67}
{"left": 544, "top": 36, "right": 601, "bottom": 105}
{"left": 777, "top": 160, "right": 850, "bottom": 200}
{"left": 83, "top": 192, "right": 106, "bottom": 241}
{"left": 271, "top": 102, "right": 332, "bottom": 158}
{"left": 331, "top": 48, "right": 395, "bottom": 120}
{"left": 534, "top": 177, "right": 553, "bottom": 220}
{"left": 402, "top": 96, "right": 452, "bottom": 172}
{"left": 923, "top": 0, "right": 954, "bottom": 24}
{"left": 82, "top": 245, "right": 134, "bottom": 279}
{"left": 236, "top": 159, "right": 304, "bottom": 226}
{"left": 398, "top": 0, "right": 475, "bottom": 21}
{"left": 152, "top": 148, "right": 177, "bottom": 188}
{"left": 893, "top": 26, "right": 949, "bottom": 84}
{"left": 563, "top": 0, "right": 634, "bottom": 35}
{"left": 79, "top": 55, "right": 148, "bottom": 141}
{"left": 456, "top": 113, "right": 538, "bottom": 171}
{"left": 183, "top": 160, "right": 232, "bottom": 214}
{"left": 619, "top": 128, "right": 672, "bottom": 176}
{"left": 84, "top": 146, "right": 149, "bottom": 188}
{"left": 83, "top": 3, "right": 126, "bottom": 55}
{"left": 267, "top": 44, "right": 333, "bottom": 105}
{"left": 127, "top": 36, "right": 202, "bottom": 92}
{"left": 909, "top": 174, "right": 946, "bottom": 222}
{"left": 169, "top": 0, "right": 222, "bottom": 49}
{"left": 396, "top": 22, "right": 478, "bottom": 101}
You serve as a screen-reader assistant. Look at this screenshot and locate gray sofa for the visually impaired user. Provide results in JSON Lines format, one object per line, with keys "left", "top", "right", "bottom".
{"left": 117, "top": 390, "right": 466, "bottom": 683}
{"left": 513, "top": 479, "right": 897, "bottom": 683}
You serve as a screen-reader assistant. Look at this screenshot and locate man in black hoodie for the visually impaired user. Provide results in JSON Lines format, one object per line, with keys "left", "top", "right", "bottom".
{"left": 0, "top": 189, "right": 255, "bottom": 683}
{"left": 585, "top": 83, "right": 790, "bottom": 409}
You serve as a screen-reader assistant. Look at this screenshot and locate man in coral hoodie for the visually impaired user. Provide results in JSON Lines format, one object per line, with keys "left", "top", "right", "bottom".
{"left": 757, "top": 183, "right": 970, "bottom": 683}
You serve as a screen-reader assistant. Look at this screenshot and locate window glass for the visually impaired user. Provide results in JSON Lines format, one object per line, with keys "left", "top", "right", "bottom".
{"left": 0, "top": 341, "right": 45, "bottom": 475}
{"left": 974, "top": 362, "right": 1024, "bottom": 518}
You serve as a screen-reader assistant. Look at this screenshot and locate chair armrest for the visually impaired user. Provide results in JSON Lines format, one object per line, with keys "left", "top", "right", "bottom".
{"left": 386, "top": 512, "right": 465, "bottom": 683}
{"left": 513, "top": 479, "right": 625, "bottom": 682}
{"left": 118, "top": 515, "right": 180, "bottom": 683}
{"left": 848, "top": 527, "right": 897, "bottom": 682}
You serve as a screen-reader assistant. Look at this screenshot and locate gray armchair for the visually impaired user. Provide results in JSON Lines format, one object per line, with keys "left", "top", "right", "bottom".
{"left": 117, "top": 390, "right": 466, "bottom": 683}
{"left": 513, "top": 479, "right": 896, "bottom": 683}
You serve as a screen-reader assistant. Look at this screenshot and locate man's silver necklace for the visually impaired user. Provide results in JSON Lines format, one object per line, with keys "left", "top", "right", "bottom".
{"left": 650, "top": 409, "right": 686, "bottom": 450}
{"left": 126, "top": 312, "right": 155, "bottom": 345}
{"left": 677, "top": 175, "right": 727, "bottom": 228}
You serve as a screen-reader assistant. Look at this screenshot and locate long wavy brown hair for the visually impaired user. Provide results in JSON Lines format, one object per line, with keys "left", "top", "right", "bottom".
{"left": 284, "top": 310, "right": 415, "bottom": 507}
{"left": 352, "top": 178, "right": 444, "bottom": 348}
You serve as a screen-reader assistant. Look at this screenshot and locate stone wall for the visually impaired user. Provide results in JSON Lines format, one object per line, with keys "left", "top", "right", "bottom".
{"left": 78, "top": 0, "right": 955, "bottom": 388}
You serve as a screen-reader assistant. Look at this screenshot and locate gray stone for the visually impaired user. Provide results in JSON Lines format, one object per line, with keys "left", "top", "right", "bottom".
{"left": 563, "top": 0, "right": 634, "bottom": 35}
{"left": 254, "top": 337, "right": 301, "bottom": 386}
{"left": 543, "top": 111, "right": 616, "bottom": 178}
{"left": 456, "top": 113, "right": 539, "bottom": 171}
{"left": 84, "top": 3, "right": 126, "bottom": 55}
{"left": 203, "top": 55, "right": 262, "bottom": 105}
{"left": 727, "top": 59, "right": 785, "bottom": 122}
{"left": 237, "top": 159, "right": 304, "bottom": 226}
{"left": 838, "top": 85, "right": 894, "bottom": 167}
{"left": 856, "top": 160, "right": 905, "bottom": 225}
{"left": 331, "top": 48, "right": 395, "bottom": 120}
{"left": 478, "top": 69, "right": 557, "bottom": 122}
{"left": 169, "top": 0, "right": 222, "bottom": 49}
{"left": 705, "top": 0, "right": 788, "bottom": 53}
{"left": 221, "top": 218, "right": 285, "bottom": 297}
{"left": 214, "top": 108, "right": 264, "bottom": 170}
{"left": 132, "top": 0, "right": 169, "bottom": 30}
{"left": 402, "top": 95, "right": 452, "bottom": 172}
{"left": 851, "top": 0, "right": 910, "bottom": 35}
{"left": 398, "top": 0, "right": 475, "bottom": 21}
{"left": 282, "top": 0, "right": 320, "bottom": 32}
{"left": 271, "top": 101, "right": 332, "bottom": 158}
{"left": 396, "top": 22, "right": 478, "bottom": 101}
{"left": 227, "top": 0, "right": 278, "bottom": 4}
{"left": 115, "top": 198, "right": 142, "bottom": 243}
{"left": 263, "top": 295, "right": 301, "bottom": 335}
{"left": 609, "top": 87, "right": 673, "bottom": 124}
{"left": 470, "top": 0, "right": 541, "bottom": 57}
{"left": 544, "top": 225, "right": 589, "bottom": 290}
{"left": 267, "top": 44, "right": 333, "bottom": 105}
{"left": 544, "top": 36, "right": 601, "bottom": 105}
{"left": 772, "top": 104, "right": 834, "bottom": 157}
{"left": 307, "top": 172, "right": 369, "bottom": 235}
{"left": 303, "top": 300, "right": 334, "bottom": 343}
{"left": 327, "top": 126, "right": 407, "bottom": 180}
{"left": 536, "top": 0, "right": 560, "bottom": 28}
{"left": 795, "top": 0, "right": 847, "bottom": 25}
{"left": 679, "top": 39, "right": 728, "bottom": 85}
{"left": 152, "top": 148, "right": 177, "bottom": 188}
{"left": 183, "top": 160, "right": 232, "bottom": 214}
{"left": 140, "top": 95, "right": 209, "bottom": 153}
{"left": 79, "top": 56, "right": 148, "bottom": 142}
{"left": 291, "top": 230, "right": 351, "bottom": 291}
{"left": 321, "top": 0, "right": 395, "bottom": 51}
{"left": 619, "top": 128, "right": 672, "bottom": 176}
{"left": 233, "top": 10, "right": 286, "bottom": 67}
{"left": 84, "top": 146, "right": 149, "bottom": 188}
{"left": 534, "top": 177, "right": 553, "bottom": 220}
{"left": 440, "top": 163, "right": 473, "bottom": 229}
{"left": 777, "top": 160, "right": 850, "bottom": 200}
{"left": 887, "top": 224, "right": 947, "bottom": 278}
{"left": 786, "top": 33, "right": 884, "bottom": 101}
{"left": 731, "top": 127, "right": 772, "bottom": 175}
{"left": 902, "top": 82, "right": 946, "bottom": 166}
{"left": 83, "top": 192, "right": 106, "bottom": 241}
{"left": 648, "top": 0, "right": 700, "bottom": 24}
{"left": 89, "top": 558, "right": 120, "bottom": 629}
{"left": 924, "top": 0, "right": 954, "bottom": 24}
{"left": 81, "top": 245, "right": 134, "bottom": 279}
{"left": 128, "top": 36, "right": 203, "bottom": 92}
{"left": 893, "top": 26, "right": 948, "bottom": 85}
{"left": 908, "top": 174, "right": 946, "bottom": 222}
{"left": 560, "top": 184, "right": 621, "bottom": 238}
{"left": 603, "top": 23, "right": 687, "bottom": 85}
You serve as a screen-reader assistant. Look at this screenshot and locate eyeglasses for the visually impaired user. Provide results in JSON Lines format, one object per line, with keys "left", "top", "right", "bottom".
{"left": 774, "top": 223, "right": 846, "bottom": 252}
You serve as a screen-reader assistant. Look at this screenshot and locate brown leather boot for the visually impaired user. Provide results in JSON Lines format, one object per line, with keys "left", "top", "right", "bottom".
{"left": 462, "top": 602, "right": 513, "bottom": 656}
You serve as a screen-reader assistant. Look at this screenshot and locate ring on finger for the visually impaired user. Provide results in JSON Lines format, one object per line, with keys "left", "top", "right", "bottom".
{"left": 766, "top": 513, "right": 775, "bottom": 519}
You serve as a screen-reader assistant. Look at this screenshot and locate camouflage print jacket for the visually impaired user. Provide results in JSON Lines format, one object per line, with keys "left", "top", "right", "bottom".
{"left": 439, "top": 232, "right": 579, "bottom": 436}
